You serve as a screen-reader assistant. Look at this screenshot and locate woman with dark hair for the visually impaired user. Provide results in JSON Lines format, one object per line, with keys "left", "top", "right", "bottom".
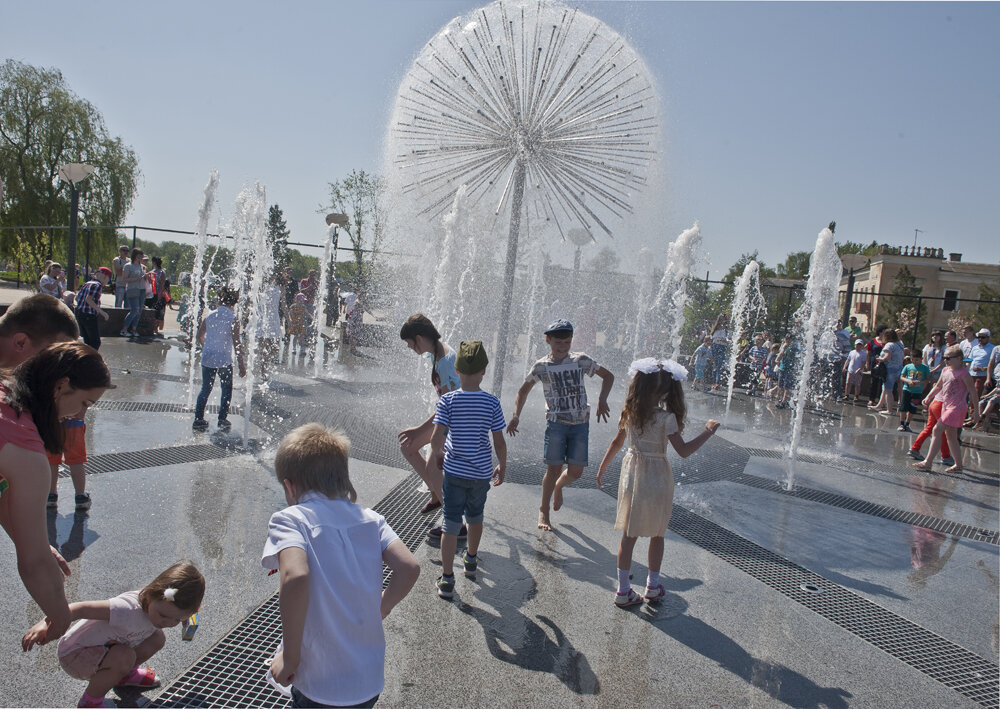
{"left": 149, "top": 256, "right": 168, "bottom": 337}
{"left": 398, "top": 313, "right": 460, "bottom": 517}
{"left": 0, "top": 341, "right": 112, "bottom": 644}
{"left": 866, "top": 324, "right": 887, "bottom": 408}
{"left": 121, "top": 248, "right": 146, "bottom": 337}
{"left": 873, "top": 329, "right": 904, "bottom": 414}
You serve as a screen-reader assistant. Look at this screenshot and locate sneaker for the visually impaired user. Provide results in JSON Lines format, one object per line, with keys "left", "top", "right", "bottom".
{"left": 903, "top": 424, "right": 913, "bottom": 433}
{"left": 119, "top": 330, "right": 128, "bottom": 337}
{"left": 644, "top": 584, "right": 666, "bottom": 603}
{"left": 614, "top": 588, "right": 643, "bottom": 608}
{"left": 436, "top": 575, "right": 455, "bottom": 599}
{"left": 907, "top": 448, "right": 923, "bottom": 460}
{"left": 940, "top": 456, "right": 955, "bottom": 466}
{"left": 192, "top": 419, "right": 209, "bottom": 432}
{"left": 74, "top": 493, "right": 92, "bottom": 511}
{"left": 879, "top": 410, "right": 892, "bottom": 416}
{"left": 428, "top": 524, "right": 468, "bottom": 539}
{"left": 463, "top": 552, "right": 478, "bottom": 578}
{"left": 897, "top": 424, "right": 906, "bottom": 431}
{"left": 46, "top": 493, "right": 58, "bottom": 509}
{"left": 217, "top": 418, "right": 232, "bottom": 432}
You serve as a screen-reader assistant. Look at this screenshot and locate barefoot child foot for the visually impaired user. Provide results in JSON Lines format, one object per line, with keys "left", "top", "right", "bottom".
{"left": 507, "top": 319, "right": 615, "bottom": 533}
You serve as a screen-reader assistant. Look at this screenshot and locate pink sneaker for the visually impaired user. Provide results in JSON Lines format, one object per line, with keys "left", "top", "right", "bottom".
{"left": 116, "top": 664, "right": 160, "bottom": 688}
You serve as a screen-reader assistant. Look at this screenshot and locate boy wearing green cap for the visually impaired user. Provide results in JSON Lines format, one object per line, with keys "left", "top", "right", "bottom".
{"left": 429, "top": 341, "right": 507, "bottom": 599}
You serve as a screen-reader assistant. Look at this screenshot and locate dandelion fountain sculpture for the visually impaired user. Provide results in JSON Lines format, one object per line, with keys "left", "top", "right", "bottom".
{"left": 389, "top": 0, "right": 659, "bottom": 393}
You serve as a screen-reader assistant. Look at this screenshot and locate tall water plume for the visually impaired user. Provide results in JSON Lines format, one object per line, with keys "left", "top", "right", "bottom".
{"left": 725, "top": 259, "right": 766, "bottom": 417}
{"left": 785, "top": 227, "right": 843, "bottom": 487}
{"left": 314, "top": 225, "right": 336, "bottom": 377}
{"left": 186, "top": 171, "right": 220, "bottom": 409}
{"left": 652, "top": 222, "right": 701, "bottom": 360}
{"left": 632, "top": 247, "right": 654, "bottom": 360}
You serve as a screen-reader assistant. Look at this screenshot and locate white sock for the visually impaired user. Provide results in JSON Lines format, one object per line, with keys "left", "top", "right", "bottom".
{"left": 646, "top": 570, "right": 660, "bottom": 589}
{"left": 617, "top": 568, "right": 631, "bottom": 594}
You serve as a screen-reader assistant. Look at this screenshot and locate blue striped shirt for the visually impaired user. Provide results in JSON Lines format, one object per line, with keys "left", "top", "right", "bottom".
{"left": 433, "top": 389, "right": 506, "bottom": 480}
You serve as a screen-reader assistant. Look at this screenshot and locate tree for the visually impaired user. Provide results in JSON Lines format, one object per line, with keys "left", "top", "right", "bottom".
{"left": 775, "top": 251, "right": 812, "bottom": 279}
{"left": 320, "top": 170, "right": 386, "bottom": 292}
{"left": 882, "top": 265, "right": 927, "bottom": 347}
{"left": 586, "top": 246, "right": 620, "bottom": 273}
{"left": 975, "top": 279, "right": 1000, "bottom": 340}
{"left": 267, "top": 204, "right": 291, "bottom": 273}
{"left": 0, "top": 60, "right": 140, "bottom": 281}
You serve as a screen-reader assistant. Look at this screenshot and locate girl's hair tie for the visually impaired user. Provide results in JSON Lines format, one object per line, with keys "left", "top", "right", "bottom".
{"left": 628, "top": 357, "right": 688, "bottom": 382}
{"left": 163, "top": 588, "right": 178, "bottom": 602}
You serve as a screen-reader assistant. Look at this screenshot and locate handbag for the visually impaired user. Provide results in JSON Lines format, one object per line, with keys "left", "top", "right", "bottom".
{"left": 872, "top": 361, "right": 887, "bottom": 378}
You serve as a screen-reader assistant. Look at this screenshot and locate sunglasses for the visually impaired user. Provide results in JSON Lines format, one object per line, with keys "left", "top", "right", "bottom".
{"left": 943, "top": 355, "right": 960, "bottom": 361}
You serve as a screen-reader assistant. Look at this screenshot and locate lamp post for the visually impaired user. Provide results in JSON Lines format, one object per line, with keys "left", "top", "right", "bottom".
{"left": 58, "top": 163, "right": 95, "bottom": 291}
{"left": 568, "top": 228, "right": 592, "bottom": 275}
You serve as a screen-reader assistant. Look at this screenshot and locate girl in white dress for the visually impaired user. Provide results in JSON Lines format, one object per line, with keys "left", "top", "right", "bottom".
{"left": 597, "top": 358, "right": 720, "bottom": 607}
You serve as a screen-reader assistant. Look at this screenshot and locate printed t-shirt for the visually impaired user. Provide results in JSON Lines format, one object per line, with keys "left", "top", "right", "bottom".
{"left": 432, "top": 389, "right": 506, "bottom": 480}
{"left": 901, "top": 363, "right": 931, "bottom": 394}
{"left": 58, "top": 591, "right": 156, "bottom": 656}
{"left": 201, "top": 306, "right": 235, "bottom": 369}
{"left": 39, "top": 275, "right": 63, "bottom": 298}
{"left": 527, "top": 352, "right": 600, "bottom": 425}
{"left": 262, "top": 493, "right": 398, "bottom": 706}
{"left": 425, "top": 345, "right": 460, "bottom": 396}
{"left": 847, "top": 349, "right": 866, "bottom": 374}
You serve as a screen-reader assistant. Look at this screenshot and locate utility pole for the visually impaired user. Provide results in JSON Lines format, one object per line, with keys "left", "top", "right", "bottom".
{"left": 913, "top": 228, "right": 923, "bottom": 249}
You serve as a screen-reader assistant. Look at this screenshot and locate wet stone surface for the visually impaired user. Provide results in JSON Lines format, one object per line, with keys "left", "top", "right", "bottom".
{"left": 0, "top": 337, "right": 997, "bottom": 708}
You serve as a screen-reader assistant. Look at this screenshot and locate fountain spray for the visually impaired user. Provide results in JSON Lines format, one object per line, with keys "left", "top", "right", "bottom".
{"left": 314, "top": 225, "right": 336, "bottom": 378}
{"left": 652, "top": 222, "right": 702, "bottom": 361}
{"left": 632, "top": 247, "right": 654, "bottom": 360}
{"left": 785, "top": 226, "right": 843, "bottom": 488}
{"left": 186, "top": 171, "right": 220, "bottom": 409}
{"left": 725, "top": 260, "right": 767, "bottom": 418}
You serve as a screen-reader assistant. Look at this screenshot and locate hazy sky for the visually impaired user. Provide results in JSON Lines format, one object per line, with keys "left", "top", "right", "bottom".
{"left": 2, "top": 1, "right": 998, "bottom": 277}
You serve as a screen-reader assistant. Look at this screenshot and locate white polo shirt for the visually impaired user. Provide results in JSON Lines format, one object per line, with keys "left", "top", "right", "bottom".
{"left": 261, "top": 492, "right": 398, "bottom": 705}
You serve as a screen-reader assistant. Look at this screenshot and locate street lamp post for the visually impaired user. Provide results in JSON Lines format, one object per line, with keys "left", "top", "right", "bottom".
{"left": 58, "top": 163, "right": 95, "bottom": 291}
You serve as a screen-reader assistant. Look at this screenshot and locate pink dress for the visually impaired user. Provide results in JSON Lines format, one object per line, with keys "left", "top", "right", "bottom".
{"left": 935, "top": 367, "right": 971, "bottom": 427}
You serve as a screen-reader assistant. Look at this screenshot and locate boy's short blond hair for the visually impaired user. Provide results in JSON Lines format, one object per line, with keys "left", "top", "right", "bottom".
{"left": 274, "top": 424, "right": 357, "bottom": 502}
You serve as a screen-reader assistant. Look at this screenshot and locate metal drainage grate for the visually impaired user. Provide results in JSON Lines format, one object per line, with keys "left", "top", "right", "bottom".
{"left": 92, "top": 400, "right": 240, "bottom": 416}
{"left": 59, "top": 444, "right": 243, "bottom": 478}
{"left": 732, "top": 473, "right": 1000, "bottom": 547}
{"left": 663, "top": 506, "right": 999, "bottom": 708}
{"left": 152, "top": 474, "right": 436, "bottom": 708}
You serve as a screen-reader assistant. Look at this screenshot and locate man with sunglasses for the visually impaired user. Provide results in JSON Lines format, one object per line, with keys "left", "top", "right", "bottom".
{"left": 969, "top": 329, "right": 994, "bottom": 398}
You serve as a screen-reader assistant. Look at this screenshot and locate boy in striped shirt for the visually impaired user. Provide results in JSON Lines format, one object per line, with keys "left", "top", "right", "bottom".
{"left": 429, "top": 341, "right": 506, "bottom": 599}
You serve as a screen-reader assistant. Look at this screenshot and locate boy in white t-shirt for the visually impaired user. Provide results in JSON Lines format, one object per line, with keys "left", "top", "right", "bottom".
{"left": 843, "top": 339, "right": 867, "bottom": 402}
{"left": 263, "top": 424, "right": 420, "bottom": 708}
{"left": 507, "top": 319, "right": 615, "bottom": 531}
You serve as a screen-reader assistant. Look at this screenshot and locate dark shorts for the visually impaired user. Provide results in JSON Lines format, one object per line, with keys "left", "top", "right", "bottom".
{"left": 291, "top": 687, "right": 379, "bottom": 708}
{"left": 899, "top": 389, "right": 921, "bottom": 415}
{"left": 543, "top": 420, "right": 589, "bottom": 466}
{"left": 442, "top": 473, "right": 491, "bottom": 534}
{"left": 778, "top": 367, "right": 796, "bottom": 390}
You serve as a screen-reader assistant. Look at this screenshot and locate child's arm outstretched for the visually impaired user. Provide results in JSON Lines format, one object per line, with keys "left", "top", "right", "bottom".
{"left": 668, "top": 419, "right": 721, "bottom": 458}
{"left": 594, "top": 366, "right": 615, "bottom": 422}
{"left": 506, "top": 380, "right": 536, "bottom": 435}
{"left": 491, "top": 430, "right": 507, "bottom": 486}
{"left": 271, "top": 547, "right": 309, "bottom": 686}
{"left": 427, "top": 424, "right": 447, "bottom": 502}
{"left": 596, "top": 428, "right": 626, "bottom": 488}
{"left": 22, "top": 600, "right": 110, "bottom": 651}
{"left": 381, "top": 540, "right": 419, "bottom": 619}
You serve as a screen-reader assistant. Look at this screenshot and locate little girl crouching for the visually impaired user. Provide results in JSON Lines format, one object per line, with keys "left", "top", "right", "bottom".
{"left": 23, "top": 561, "right": 205, "bottom": 708}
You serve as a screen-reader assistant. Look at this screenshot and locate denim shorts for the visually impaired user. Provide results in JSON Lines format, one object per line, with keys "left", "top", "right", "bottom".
{"left": 442, "top": 474, "right": 492, "bottom": 534}
{"left": 543, "top": 419, "right": 589, "bottom": 467}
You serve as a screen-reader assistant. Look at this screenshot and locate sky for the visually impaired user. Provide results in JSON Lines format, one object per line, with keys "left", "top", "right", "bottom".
{"left": 2, "top": 1, "right": 998, "bottom": 278}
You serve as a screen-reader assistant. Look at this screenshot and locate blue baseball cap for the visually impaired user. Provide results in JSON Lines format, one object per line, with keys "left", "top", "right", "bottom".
{"left": 544, "top": 318, "right": 574, "bottom": 335}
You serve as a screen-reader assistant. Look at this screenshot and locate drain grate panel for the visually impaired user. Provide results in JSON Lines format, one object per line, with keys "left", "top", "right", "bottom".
{"left": 92, "top": 400, "right": 241, "bottom": 416}
{"left": 60, "top": 443, "right": 236, "bottom": 478}
{"left": 152, "top": 473, "right": 437, "bottom": 708}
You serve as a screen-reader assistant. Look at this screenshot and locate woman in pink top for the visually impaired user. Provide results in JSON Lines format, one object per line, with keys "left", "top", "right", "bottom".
{"left": 913, "top": 344, "right": 980, "bottom": 473}
{"left": 0, "top": 341, "right": 112, "bottom": 643}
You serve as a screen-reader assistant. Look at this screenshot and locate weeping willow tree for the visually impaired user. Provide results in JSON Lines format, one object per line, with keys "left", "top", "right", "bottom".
{"left": 0, "top": 59, "right": 140, "bottom": 282}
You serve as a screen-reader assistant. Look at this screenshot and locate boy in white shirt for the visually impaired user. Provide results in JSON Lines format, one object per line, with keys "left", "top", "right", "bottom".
{"left": 844, "top": 339, "right": 867, "bottom": 402}
{"left": 263, "top": 424, "right": 420, "bottom": 708}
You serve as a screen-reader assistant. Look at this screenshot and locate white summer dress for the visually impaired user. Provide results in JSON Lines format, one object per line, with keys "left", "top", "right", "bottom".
{"left": 615, "top": 409, "right": 678, "bottom": 537}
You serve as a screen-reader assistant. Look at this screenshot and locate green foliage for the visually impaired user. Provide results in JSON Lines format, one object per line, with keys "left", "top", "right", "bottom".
{"left": 836, "top": 240, "right": 879, "bottom": 258}
{"left": 585, "top": 246, "right": 620, "bottom": 273}
{"left": 0, "top": 60, "right": 140, "bottom": 272}
{"left": 286, "top": 248, "right": 320, "bottom": 281}
{"left": 268, "top": 204, "right": 291, "bottom": 272}
{"left": 975, "top": 280, "right": 1000, "bottom": 339}
{"left": 775, "top": 251, "right": 812, "bottom": 279}
{"left": 320, "top": 169, "right": 386, "bottom": 292}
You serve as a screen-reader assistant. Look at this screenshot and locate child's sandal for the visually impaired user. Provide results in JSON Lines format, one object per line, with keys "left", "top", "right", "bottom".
{"left": 116, "top": 665, "right": 160, "bottom": 688}
{"left": 614, "top": 588, "right": 643, "bottom": 608}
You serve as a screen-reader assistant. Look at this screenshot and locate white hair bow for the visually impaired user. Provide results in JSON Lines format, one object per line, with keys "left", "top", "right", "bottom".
{"left": 628, "top": 357, "right": 688, "bottom": 382}
{"left": 163, "top": 588, "right": 177, "bottom": 602}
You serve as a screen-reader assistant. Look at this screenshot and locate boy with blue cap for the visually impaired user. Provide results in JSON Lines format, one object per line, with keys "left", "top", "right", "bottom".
{"left": 507, "top": 318, "right": 614, "bottom": 531}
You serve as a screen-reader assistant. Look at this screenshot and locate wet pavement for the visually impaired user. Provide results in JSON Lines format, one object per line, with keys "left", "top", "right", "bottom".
{"left": 1, "top": 334, "right": 997, "bottom": 707}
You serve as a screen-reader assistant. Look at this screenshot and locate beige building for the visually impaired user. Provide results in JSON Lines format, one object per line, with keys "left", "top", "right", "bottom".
{"left": 842, "top": 245, "right": 1000, "bottom": 333}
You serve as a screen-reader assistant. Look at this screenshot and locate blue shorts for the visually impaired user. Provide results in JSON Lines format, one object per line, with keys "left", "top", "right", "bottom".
{"left": 442, "top": 474, "right": 491, "bottom": 534}
{"left": 543, "top": 420, "right": 589, "bottom": 467}
{"left": 884, "top": 367, "right": 902, "bottom": 392}
{"left": 694, "top": 363, "right": 706, "bottom": 380}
